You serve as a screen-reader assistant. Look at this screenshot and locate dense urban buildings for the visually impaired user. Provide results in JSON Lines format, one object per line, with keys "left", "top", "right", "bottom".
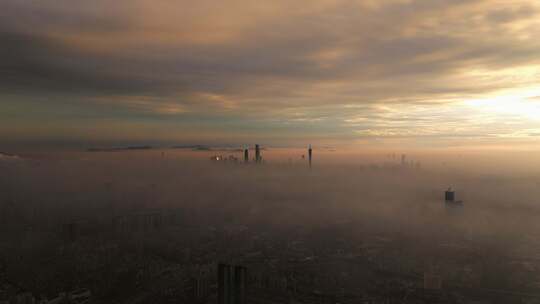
{"left": 2, "top": 0, "right": 540, "bottom": 302}
{"left": 2, "top": 149, "right": 540, "bottom": 303}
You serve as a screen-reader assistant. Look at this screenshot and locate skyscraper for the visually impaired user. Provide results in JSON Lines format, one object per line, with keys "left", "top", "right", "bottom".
{"left": 445, "top": 187, "right": 455, "bottom": 202}
{"left": 218, "top": 264, "right": 232, "bottom": 304}
{"left": 218, "top": 264, "right": 247, "bottom": 304}
{"left": 244, "top": 147, "right": 249, "bottom": 163}
{"left": 308, "top": 144, "right": 312, "bottom": 168}
{"left": 255, "top": 144, "right": 261, "bottom": 163}
{"left": 234, "top": 266, "right": 246, "bottom": 304}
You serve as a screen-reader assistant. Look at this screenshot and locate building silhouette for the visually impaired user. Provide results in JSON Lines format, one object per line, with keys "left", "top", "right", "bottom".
{"left": 62, "top": 222, "right": 79, "bottom": 242}
{"left": 218, "top": 263, "right": 246, "bottom": 304}
{"left": 187, "top": 265, "right": 212, "bottom": 303}
{"left": 445, "top": 188, "right": 455, "bottom": 202}
{"left": 255, "top": 144, "right": 261, "bottom": 163}
{"left": 234, "top": 266, "right": 247, "bottom": 304}
{"left": 424, "top": 272, "right": 442, "bottom": 290}
{"left": 308, "top": 145, "right": 312, "bottom": 168}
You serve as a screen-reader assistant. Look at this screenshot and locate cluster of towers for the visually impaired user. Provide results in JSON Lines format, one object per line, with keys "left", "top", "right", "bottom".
{"left": 243, "top": 144, "right": 313, "bottom": 167}
{"left": 243, "top": 144, "right": 262, "bottom": 164}
{"left": 218, "top": 264, "right": 247, "bottom": 304}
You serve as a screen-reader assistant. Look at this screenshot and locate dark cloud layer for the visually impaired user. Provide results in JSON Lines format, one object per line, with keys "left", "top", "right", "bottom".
{"left": 1, "top": 0, "right": 540, "bottom": 146}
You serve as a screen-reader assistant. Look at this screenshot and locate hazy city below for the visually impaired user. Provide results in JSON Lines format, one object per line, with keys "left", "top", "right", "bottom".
{"left": 2, "top": 147, "right": 540, "bottom": 303}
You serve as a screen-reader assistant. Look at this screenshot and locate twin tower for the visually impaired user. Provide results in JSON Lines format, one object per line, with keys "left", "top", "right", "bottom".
{"left": 218, "top": 264, "right": 246, "bottom": 304}
{"left": 243, "top": 144, "right": 313, "bottom": 167}
{"left": 243, "top": 144, "right": 262, "bottom": 163}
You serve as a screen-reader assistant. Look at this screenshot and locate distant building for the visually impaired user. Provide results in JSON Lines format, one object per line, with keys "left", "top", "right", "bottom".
{"left": 210, "top": 155, "right": 238, "bottom": 163}
{"left": 45, "top": 288, "right": 92, "bottom": 304}
{"left": 188, "top": 266, "right": 212, "bottom": 303}
{"left": 424, "top": 272, "right": 442, "bottom": 290}
{"left": 445, "top": 188, "right": 455, "bottom": 202}
{"left": 210, "top": 155, "right": 223, "bottom": 162}
{"left": 219, "top": 264, "right": 247, "bottom": 304}
{"left": 218, "top": 264, "right": 232, "bottom": 304}
{"left": 445, "top": 187, "right": 464, "bottom": 208}
{"left": 308, "top": 145, "right": 312, "bottom": 168}
{"left": 255, "top": 145, "right": 261, "bottom": 163}
{"left": 244, "top": 148, "right": 249, "bottom": 163}
{"left": 62, "top": 222, "right": 79, "bottom": 242}
{"left": 234, "top": 266, "right": 247, "bottom": 304}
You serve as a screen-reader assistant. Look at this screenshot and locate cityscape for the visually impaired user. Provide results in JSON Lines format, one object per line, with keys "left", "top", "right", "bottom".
{"left": 3, "top": 0, "right": 540, "bottom": 303}
{"left": 3, "top": 147, "right": 540, "bottom": 303}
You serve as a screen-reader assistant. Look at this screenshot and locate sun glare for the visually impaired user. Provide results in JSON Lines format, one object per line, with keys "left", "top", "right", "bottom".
{"left": 464, "top": 87, "right": 540, "bottom": 121}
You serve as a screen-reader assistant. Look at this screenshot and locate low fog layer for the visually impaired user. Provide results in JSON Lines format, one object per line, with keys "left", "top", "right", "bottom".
{"left": 2, "top": 148, "right": 540, "bottom": 302}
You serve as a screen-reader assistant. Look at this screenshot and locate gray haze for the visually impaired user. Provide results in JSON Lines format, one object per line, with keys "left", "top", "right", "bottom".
{"left": 2, "top": 149, "right": 540, "bottom": 302}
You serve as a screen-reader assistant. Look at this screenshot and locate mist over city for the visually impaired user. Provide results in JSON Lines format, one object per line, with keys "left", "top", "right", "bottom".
{"left": 3, "top": 0, "right": 540, "bottom": 303}
{"left": 2, "top": 148, "right": 540, "bottom": 303}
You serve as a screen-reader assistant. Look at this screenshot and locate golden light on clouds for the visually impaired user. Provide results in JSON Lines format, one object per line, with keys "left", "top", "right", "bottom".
{"left": 465, "top": 86, "right": 540, "bottom": 122}
{"left": 1, "top": 0, "right": 540, "bottom": 147}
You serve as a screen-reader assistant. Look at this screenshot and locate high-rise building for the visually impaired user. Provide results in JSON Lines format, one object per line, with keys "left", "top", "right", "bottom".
{"left": 218, "top": 263, "right": 232, "bottom": 304}
{"left": 234, "top": 266, "right": 246, "bottom": 304}
{"left": 244, "top": 148, "right": 249, "bottom": 163}
{"left": 255, "top": 144, "right": 261, "bottom": 163}
{"left": 445, "top": 188, "right": 455, "bottom": 202}
{"left": 308, "top": 144, "right": 312, "bottom": 168}
{"left": 218, "top": 264, "right": 247, "bottom": 304}
{"left": 188, "top": 276, "right": 209, "bottom": 302}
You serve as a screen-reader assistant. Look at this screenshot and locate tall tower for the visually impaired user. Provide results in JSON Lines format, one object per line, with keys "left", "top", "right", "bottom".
{"left": 234, "top": 266, "right": 247, "bottom": 304}
{"left": 218, "top": 264, "right": 232, "bottom": 304}
{"left": 445, "top": 187, "right": 455, "bottom": 202}
{"left": 255, "top": 144, "right": 261, "bottom": 163}
{"left": 218, "top": 264, "right": 247, "bottom": 304}
{"left": 244, "top": 147, "right": 249, "bottom": 163}
{"left": 308, "top": 144, "right": 312, "bottom": 168}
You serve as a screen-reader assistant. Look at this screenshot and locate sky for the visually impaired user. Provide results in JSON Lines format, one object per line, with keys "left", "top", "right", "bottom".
{"left": 2, "top": 0, "right": 540, "bottom": 149}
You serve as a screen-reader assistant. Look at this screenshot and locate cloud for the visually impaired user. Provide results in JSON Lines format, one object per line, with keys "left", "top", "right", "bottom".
{"left": 1, "top": 0, "right": 540, "bottom": 146}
